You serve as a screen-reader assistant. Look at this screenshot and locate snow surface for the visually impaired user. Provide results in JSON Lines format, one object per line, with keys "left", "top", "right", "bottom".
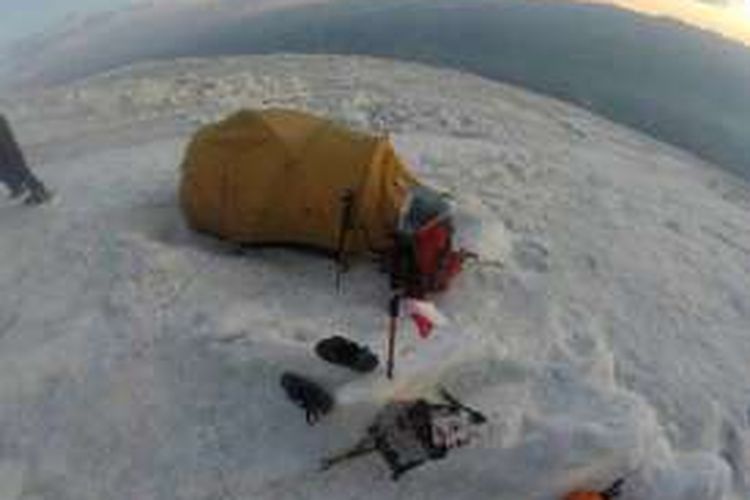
{"left": 0, "top": 54, "right": 749, "bottom": 500}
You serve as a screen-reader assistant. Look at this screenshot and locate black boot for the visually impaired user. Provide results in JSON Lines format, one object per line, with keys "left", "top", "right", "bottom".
{"left": 280, "top": 372, "right": 334, "bottom": 425}
{"left": 23, "top": 184, "right": 52, "bottom": 205}
{"left": 8, "top": 184, "right": 25, "bottom": 199}
{"left": 314, "top": 336, "right": 379, "bottom": 373}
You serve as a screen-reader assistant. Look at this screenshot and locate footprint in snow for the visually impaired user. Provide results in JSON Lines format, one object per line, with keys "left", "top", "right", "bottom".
{"left": 512, "top": 238, "right": 550, "bottom": 273}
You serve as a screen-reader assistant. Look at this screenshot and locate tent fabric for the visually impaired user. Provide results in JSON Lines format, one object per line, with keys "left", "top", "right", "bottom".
{"left": 180, "top": 109, "right": 418, "bottom": 253}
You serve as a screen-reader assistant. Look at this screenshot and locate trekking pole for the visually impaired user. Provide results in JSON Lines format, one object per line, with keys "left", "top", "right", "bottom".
{"left": 386, "top": 294, "right": 401, "bottom": 379}
{"left": 335, "top": 189, "right": 355, "bottom": 292}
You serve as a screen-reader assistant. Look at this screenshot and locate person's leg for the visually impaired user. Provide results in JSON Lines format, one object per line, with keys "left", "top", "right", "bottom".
{"left": 0, "top": 164, "right": 27, "bottom": 199}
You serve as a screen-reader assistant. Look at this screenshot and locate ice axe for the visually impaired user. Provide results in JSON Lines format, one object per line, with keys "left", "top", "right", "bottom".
{"left": 438, "top": 386, "right": 488, "bottom": 424}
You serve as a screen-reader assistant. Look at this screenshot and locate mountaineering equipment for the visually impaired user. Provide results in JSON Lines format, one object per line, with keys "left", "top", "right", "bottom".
{"left": 389, "top": 185, "right": 465, "bottom": 298}
{"left": 180, "top": 108, "right": 417, "bottom": 253}
{"left": 178, "top": 108, "right": 466, "bottom": 296}
{"left": 336, "top": 189, "right": 355, "bottom": 290}
{"left": 438, "top": 386, "right": 487, "bottom": 425}
{"left": 314, "top": 336, "right": 379, "bottom": 373}
{"left": 403, "top": 298, "right": 448, "bottom": 339}
{"left": 0, "top": 114, "right": 51, "bottom": 205}
{"left": 321, "top": 390, "right": 488, "bottom": 480}
{"left": 179, "top": 109, "right": 470, "bottom": 382}
{"left": 280, "top": 372, "right": 334, "bottom": 425}
{"left": 564, "top": 478, "right": 625, "bottom": 500}
{"left": 386, "top": 296, "right": 450, "bottom": 378}
{"left": 386, "top": 294, "right": 400, "bottom": 379}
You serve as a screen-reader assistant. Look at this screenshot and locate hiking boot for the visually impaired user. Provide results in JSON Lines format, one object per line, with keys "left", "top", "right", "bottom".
{"left": 314, "top": 336, "right": 379, "bottom": 373}
{"left": 8, "top": 185, "right": 25, "bottom": 199}
{"left": 23, "top": 186, "right": 52, "bottom": 205}
{"left": 280, "top": 372, "right": 334, "bottom": 425}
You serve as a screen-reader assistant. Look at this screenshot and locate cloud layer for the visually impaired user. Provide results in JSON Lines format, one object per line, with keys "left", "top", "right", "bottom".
{"left": 4, "top": 0, "right": 329, "bottom": 86}
{"left": 3, "top": 0, "right": 750, "bottom": 181}
{"left": 6, "top": 0, "right": 750, "bottom": 88}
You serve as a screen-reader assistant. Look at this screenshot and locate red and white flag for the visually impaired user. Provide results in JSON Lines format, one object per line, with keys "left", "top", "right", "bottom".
{"left": 403, "top": 298, "right": 448, "bottom": 339}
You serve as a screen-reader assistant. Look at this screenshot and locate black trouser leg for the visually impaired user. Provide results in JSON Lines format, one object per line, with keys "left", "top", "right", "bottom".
{"left": 0, "top": 164, "right": 27, "bottom": 198}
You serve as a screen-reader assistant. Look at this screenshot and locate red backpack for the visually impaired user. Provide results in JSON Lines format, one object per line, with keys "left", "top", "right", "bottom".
{"left": 389, "top": 186, "right": 465, "bottom": 297}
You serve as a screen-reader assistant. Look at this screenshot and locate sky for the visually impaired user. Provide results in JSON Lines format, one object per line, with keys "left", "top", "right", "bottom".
{"left": 1, "top": 0, "right": 750, "bottom": 51}
{"left": 582, "top": 0, "right": 750, "bottom": 45}
{"left": 0, "top": 0, "right": 135, "bottom": 47}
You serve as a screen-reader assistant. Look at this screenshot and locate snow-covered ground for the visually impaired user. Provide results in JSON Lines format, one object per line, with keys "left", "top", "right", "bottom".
{"left": 0, "top": 55, "right": 749, "bottom": 500}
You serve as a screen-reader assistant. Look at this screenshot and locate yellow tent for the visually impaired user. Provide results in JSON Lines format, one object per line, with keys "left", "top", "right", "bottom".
{"left": 179, "top": 109, "right": 418, "bottom": 254}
